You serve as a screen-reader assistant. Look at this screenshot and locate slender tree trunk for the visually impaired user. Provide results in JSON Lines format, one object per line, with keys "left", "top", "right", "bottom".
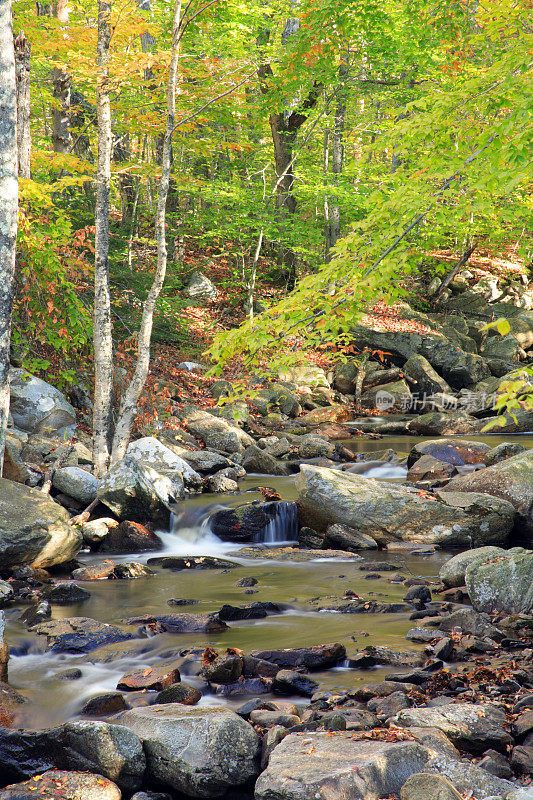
{"left": 92, "top": 0, "right": 114, "bottom": 476}
{"left": 14, "top": 31, "right": 31, "bottom": 179}
{"left": 0, "top": 0, "right": 18, "bottom": 473}
{"left": 324, "top": 83, "right": 346, "bottom": 261}
{"left": 110, "top": 0, "right": 183, "bottom": 463}
{"left": 51, "top": 0, "right": 71, "bottom": 154}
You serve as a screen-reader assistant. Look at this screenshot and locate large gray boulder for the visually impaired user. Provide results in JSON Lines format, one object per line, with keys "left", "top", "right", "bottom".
{"left": 403, "top": 354, "right": 452, "bottom": 396}
{"left": 52, "top": 466, "right": 99, "bottom": 505}
{"left": 448, "top": 449, "right": 533, "bottom": 531}
{"left": 0, "top": 721, "right": 145, "bottom": 791}
{"left": 180, "top": 407, "right": 253, "bottom": 453}
{"left": 439, "top": 546, "right": 507, "bottom": 588}
{"left": 185, "top": 270, "right": 217, "bottom": 300}
{"left": 296, "top": 466, "right": 514, "bottom": 547}
{"left": 97, "top": 455, "right": 173, "bottom": 525}
{"left": 351, "top": 324, "right": 490, "bottom": 388}
{"left": 0, "top": 770, "right": 121, "bottom": 800}
{"left": 465, "top": 548, "right": 533, "bottom": 614}
{"left": 116, "top": 704, "right": 260, "bottom": 797}
{"left": 254, "top": 729, "right": 513, "bottom": 800}
{"left": 9, "top": 369, "right": 76, "bottom": 435}
{"left": 0, "top": 479, "right": 82, "bottom": 568}
{"left": 391, "top": 703, "right": 512, "bottom": 754}
{"left": 126, "top": 437, "right": 202, "bottom": 490}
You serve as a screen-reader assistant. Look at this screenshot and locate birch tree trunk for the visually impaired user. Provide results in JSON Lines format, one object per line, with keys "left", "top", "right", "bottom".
{"left": 92, "top": 0, "right": 114, "bottom": 476}
{"left": 324, "top": 64, "right": 347, "bottom": 261}
{"left": 51, "top": 0, "right": 71, "bottom": 154}
{"left": 0, "top": 0, "right": 18, "bottom": 473}
{"left": 14, "top": 31, "right": 31, "bottom": 179}
{"left": 109, "top": 0, "right": 183, "bottom": 463}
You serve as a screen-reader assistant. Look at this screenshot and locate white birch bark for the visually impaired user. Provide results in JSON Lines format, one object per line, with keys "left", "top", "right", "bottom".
{"left": 92, "top": 0, "right": 114, "bottom": 476}
{"left": 109, "top": 0, "right": 183, "bottom": 463}
{"left": 0, "top": 0, "right": 18, "bottom": 473}
{"left": 14, "top": 31, "right": 31, "bottom": 179}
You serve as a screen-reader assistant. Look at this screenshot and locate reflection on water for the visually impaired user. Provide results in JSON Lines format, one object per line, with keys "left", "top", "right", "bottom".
{"left": 6, "top": 432, "right": 533, "bottom": 728}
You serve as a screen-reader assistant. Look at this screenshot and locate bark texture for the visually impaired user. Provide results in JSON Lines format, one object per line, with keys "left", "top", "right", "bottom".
{"left": 92, "top": 0, "right": 114, "bottom": 476}
{"left": 14, "top": 31, "right": 31, "bottom": 178}
{"left": 0, "top": 0, "right": 18, "bottom": 473}
{"left": 51, "top": 0, "right": 71, "bottom": 154}
{"left": 110, "top": 0, "right": 183, "bottom": 463}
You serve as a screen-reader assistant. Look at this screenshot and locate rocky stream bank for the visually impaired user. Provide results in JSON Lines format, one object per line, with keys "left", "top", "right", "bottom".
{"left": 2, "top": 293, "right": 533, "bottom": 799}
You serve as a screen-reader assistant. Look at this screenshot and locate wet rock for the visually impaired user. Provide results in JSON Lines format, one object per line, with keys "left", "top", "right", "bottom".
{"left": 297, "top": 465, "right": 511, "bottom": 547}
{"left": 99, "top": 520, "right": 163, "bottom": 554}
{"left": 484, "top": 441, "right": 527, "bottom": 465}
{"left": 206, "top": 474, "right": 238, "bottom": 493}
{"left": 250, "top": 643, "right": 345, "bottom": 671}
{"left": 0, "top": 682, "right": 25, "bottom": 726}
{"left": 408, "top": 411, "right": 483, "bottom": 435}
{"left": 97, "top": 455, "right": 174, "bottom": 526}
{"left": 122, "top": 612, "right": 228, "bottom": 634}
{"left": 406, "top": 454, "right": 458, "bottom": 486}
{"left": 236, "top": 576, "right": 257, "bottom": 587}
{"left": 80, "top": 518, "right": 118, "bottom": 545}
{"left": 261, "top": 724, "right": 287, "bottom": 768}
{"left": 156, "top": 683, "right": 201, "bottom": 706}
{"left": 360, "top": 379, "right": 412, "bottom": 410}
{"left": 180, "top": 406, "right": 253, "bottom": 453}
{"left": 20, "top": 600, "right": 51, "bottom": 626}
{"left": 114, "top": 562, "right": 155, "bottom": 579}
{"left": 147, "top": 555, "right": 238, "bottom": 570}
{"left": 215, "top": 677, "right": 273, "bottom": 697}
{"left": 176, "top": 449, "right": 235, "bottom": 474}
{"left": 241, "top": 445, "right": 290, "bottom": 476}
{"left": 117, "top": 663, "right": 181, "bottom": 691}
{"left": 273, "top": 670, "right": 319, "bottom": 697}
{"left": 392, "top": 703, "right": 512, "bottom": 754}
{"left": 250, "top": 709, "right": 300, "bottom": 728}
{"left": 448, "top": 449, "right": 533, "bottom": 531}
{"left": 243, "top": 656, "right": 279, "bottom": 678}
{"left": 511, "top": 745, "right": 533, "bottom": 775}
{"left": 298, "top": 404, "right": 351, "bottom": 425}
{"left": 465, "top": 548, "right": 533, "bottom": 614}
{"left": 0, "top": 580, "right": 14, "bottom": 607}
{"left": 439, "top": 546, "right": 507, "bottom": 588}
{"left": 44, "top": 583, "right": 91, "bottom": 605}
{"left": 405, "top": 627, "right": 439, "bottom": 644}
{"left": 0, "top": 479, "right": 82, "bottom": 569}
{"left": 403, "top": 354, "right": 452, "bottom": 395}
{"left": 52, "top": 466, "right": 99, "bottom": 505}
{"left": 31, "top": 617, "right": 134, "bottom": 653}
{"left": 298, "top": 526, "right": 325, "bottom": 549}
{"left": 201, "top": 653, "right": 243, "bottom": 684}
{"left": 217, "top": 602, "right": 281, "bottom": 621}
{"left": 324, "top": 523, "right": 378, "bottom": 551}
{"left": 363, "top": 645, "right": 423, "bottom": 668}
{"left": 429, "top": 608, "right": 503, "bottom": 639}
{"left": 81, "top": 692, "right": 128, "bottom": 716}
{"left": 403, "top": 585, "right": 431, "bottom": 605}
{"left": 9, "top": 369, "right": 76, "bottom": 434}
{"left": 298, "top": 435, "right": 334, "bottom": 459}
{"left": 0, "top": 771, "right": 121, "bottom": 800}
{"left": 400, "top": 773, "right": 463, "bottom": 800}
{"left": 115, "top": 704, "right": 260, "bottom": 797}
{"left": 209, "top": 501, "right": 295, "bottom": 542}
{"left": 407, "top": 438, "right": 490, "bottom": 468}
{"left": 55, "top": 720, "right": 145, "bottom": 791}
{"left": 126, "top": 437, "right": 202, "bottom": 490}
{"left": 479, "top": 749, "right": 513, "bottom": 779}
{"left": 433, "top": 637, "right": 454, "bottom": 661}
{"left": 167, "top": 598, "right": 198, "bottom": 606}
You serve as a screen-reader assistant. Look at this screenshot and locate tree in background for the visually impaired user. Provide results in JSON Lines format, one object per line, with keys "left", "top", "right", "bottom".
{"left": 0, "top": 0, "right": 18, "bottom": 472}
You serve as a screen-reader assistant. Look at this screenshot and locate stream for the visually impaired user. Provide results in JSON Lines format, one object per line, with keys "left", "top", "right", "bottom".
{"left": 5, "top": 432, "right": 533, "bottom": 730}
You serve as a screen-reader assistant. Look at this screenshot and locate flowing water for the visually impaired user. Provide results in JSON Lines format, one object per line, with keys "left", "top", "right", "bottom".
{"left": 5, "top": 432, "right": 533, "bottom": 728}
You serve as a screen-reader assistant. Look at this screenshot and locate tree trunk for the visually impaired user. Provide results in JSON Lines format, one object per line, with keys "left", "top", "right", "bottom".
{"left": 324, "top": 81, "right": 346, "bottom": 261}
{"left": 0, "top": 0, "right": 18, "bottom": 473}
{"left": 110, "top": 0, "right": 183, "bottom": 463}
{"left": 51, "top": 0, "right": 71, "bottom": 154}
{"left": 14, "top": 31, "right": 31, "bottom": 178}
{"left": 92, "top": 0, "right": 114, "bottom": 476}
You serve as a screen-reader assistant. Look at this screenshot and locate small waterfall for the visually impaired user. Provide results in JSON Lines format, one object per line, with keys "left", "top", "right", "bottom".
{"left": 255, "top": 501, "right": 298, "bottom": 545}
